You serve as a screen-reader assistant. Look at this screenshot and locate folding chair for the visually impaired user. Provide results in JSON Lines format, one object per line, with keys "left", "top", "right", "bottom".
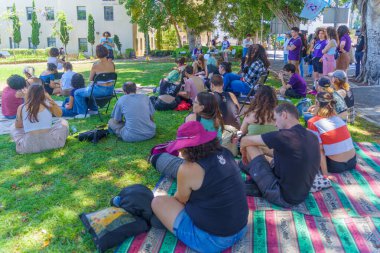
{"left": 238, "top": 71, "right": 269, "bottom": 114}
{"left": 85, "top": 72, "right": 118, "bottom": 121}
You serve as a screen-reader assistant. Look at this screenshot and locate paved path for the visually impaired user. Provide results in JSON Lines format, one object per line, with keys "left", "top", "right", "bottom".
{"left": 267, "top": 50, "right": 380, "bottom": 127}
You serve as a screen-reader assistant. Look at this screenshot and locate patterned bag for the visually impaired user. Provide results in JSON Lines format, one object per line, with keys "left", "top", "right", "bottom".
{"left": 310, "top": 171, "right": 332, "bottom": 192}
{"left": 222, "top": 125, "right": 239, "bottom": 156}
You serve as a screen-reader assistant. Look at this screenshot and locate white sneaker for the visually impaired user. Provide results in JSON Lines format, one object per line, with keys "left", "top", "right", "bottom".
{"left": 88, "top": 110, "right": 99, "bottom": 115}
{"left": 74, "top": 114, "right": 87, "bottom": 119}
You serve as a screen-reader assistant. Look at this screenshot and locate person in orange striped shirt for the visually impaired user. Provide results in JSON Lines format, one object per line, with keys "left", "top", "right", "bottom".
{"left": 308, "top": 92, "right": 356, "bottom": 176}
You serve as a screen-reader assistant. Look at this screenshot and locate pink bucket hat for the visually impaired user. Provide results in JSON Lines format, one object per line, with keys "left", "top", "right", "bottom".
{"left": 166, "top": 121, "right": 217, "bottom": 153}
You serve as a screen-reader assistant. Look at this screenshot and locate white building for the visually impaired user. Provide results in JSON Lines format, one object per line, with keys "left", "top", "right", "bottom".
{"left": 0, "top": 0, "right": 154, "bottom": 56}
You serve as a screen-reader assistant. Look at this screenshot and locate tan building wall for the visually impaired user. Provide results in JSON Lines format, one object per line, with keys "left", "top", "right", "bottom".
{"left": 0, "top": 0, "right": 152, "bottom": 56}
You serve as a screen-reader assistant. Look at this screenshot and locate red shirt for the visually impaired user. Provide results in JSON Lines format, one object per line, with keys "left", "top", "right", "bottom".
{"left": 1, "top": 86, "right": 23, "bottom": 117}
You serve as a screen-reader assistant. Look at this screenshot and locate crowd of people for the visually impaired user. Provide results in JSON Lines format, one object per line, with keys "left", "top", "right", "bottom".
{"left": 0, "top": 28, "right": 359, "bottom": 252}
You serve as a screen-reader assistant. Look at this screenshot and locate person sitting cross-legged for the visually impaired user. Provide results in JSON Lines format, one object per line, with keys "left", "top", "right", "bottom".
{"left": 61, "top": 73, "right": 85, "bottom": 117}
{"left": 279, "top": 63, "right": 307, "bottom": 99}
{"left": 308, "top": 92, "right": 356, "bottom": 174}
{"left": 108, "top": 82, "right": 156, "bottom": 142}
{"left": 151, "top": 121, "right": 248, "bottom": 253}
{"left": 240, "top": 103, "right": 320, "bottom": 207}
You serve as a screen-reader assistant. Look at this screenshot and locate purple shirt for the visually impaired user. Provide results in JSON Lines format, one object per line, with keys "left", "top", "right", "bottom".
{"left": 313, "top": 39, "right": 328, "bottom": 58}
{"left": 288, "top": 73, "right": 306, "bottom": 97}
{"left": 340, "top": 34, "right": 351, "bottom": 53}
{"left": 288, "top": 37, "right": 302, "bottom": 61}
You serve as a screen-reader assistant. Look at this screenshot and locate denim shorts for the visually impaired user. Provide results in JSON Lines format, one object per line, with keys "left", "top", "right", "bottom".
{"left": 173, "top": 210, "right": 247, "bottom": 253}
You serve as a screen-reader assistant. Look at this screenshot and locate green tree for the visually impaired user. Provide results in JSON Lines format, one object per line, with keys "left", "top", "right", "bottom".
{"left": 155, "top": 28, "right": 163, "bottom": 50}
{"left": 87, "top": 14, "right": 95, "bottom": 56}
{"left": 53, "top": 12, "right": 73, "bottom": 54}
{"left": 113, "top": 34, "right": 122, "bottom": 56}
{"left": 162, "top": 26, "right": 178, "bottom": 50}
{"left": 10, "top": 3, "right": 22, "bottom": 48}
{"left": 31, "top": 0, "right": 40, "bottom": 49}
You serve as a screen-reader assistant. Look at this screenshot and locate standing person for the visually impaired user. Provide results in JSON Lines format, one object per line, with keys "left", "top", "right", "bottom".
{"left": 286, "top": 27, "right": 302, "bottom": 74}
{"left": 336, "top": 25, "right": 352, "bottom": 72}
{"left": 211, "top": 36, "right": 218, "bottom": 49}
{"left": 11, "top": 80, "right": 69, "bottom": 154}
{"left": 60, "top": 62, "right": 76, "bottom": 96}
{"left": 322, "top": 26, "right": 338, "bottom": 76}
{"left": 151, "top": 121, "right": 248, "bottom": 253}
{"left": 354, "top": 28, "right": 365, "bottom": 78}
{"left": 74, "top": 45, "right": 116, "bottom": 118}
{"left": 100, "top": 31, "right": 115, "bottom": 61}
{"left": 306, "top": 34, "right": 315, "bottom": 77}
{"left": 298, "top": 31, "right": 308, "bottom": 77}
{"left": 240, "top": 103, "right": 320, "bottom": 206}
{"left": 308, "top": 92, "right": 356, "bottom": 174}
{"left": 283, "top": 33, "right": 291, "bottom": 64}
{"left": 311, "top": 28, "right": 328, "bottom": 84}
{"left": 210, "top": 74, "right": 240, "bottom": 129}
{"left": 108, "top": 82, "right": 156, "bottom": 142}
{"left": 221, "top": 36, "right": 231, "bottom": 62}
{"left": 241, "top": 34, "right": 253, "bottom": 70}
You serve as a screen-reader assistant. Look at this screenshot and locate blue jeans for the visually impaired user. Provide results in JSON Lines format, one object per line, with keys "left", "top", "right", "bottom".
{"left": 229, "top": 80, "right": 251, "bottom": 95}
{"left": 173, "top": 210, "right": 247, "bottom": 253}
{"left": 222, "top": 72, "right": 241, "bottom": 91}
{"left": 355, "top": 51, "right": 364, "bottom": 77}
{"left": 284, "top": 54, "right": 288, "bottom": 64}
{"left": 308, "top": 63, "right": 313, "bottom": 75}
{"left": 61, "top": 97, "right": 78, "bottom": 117}
{"left": 300, "top": 57, "right": 304, "bottom": 77}
{"left": 74, "top": 85, "right": 114, "bottom": 114}
{"left": 243, "top": 48, "right": 248, "bottom": 58}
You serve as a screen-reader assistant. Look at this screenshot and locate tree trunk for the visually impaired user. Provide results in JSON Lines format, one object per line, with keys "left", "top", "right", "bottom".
{"left": 255, "top": 31, "right": 259, "bottom": 44}
{"left": 144, "top": 32, "right": 150, "bottom": 56}
{"left": 186, "top": 27, "right": 196, "bottom": 52}
{"left": 171, "top": 19, "right": 183, "bottom": 48}
{"left": 356, "top": 0, "right": 380, "bottom": 85}
{"left": 266, "top": 3, "right": 300, "bottom": 28}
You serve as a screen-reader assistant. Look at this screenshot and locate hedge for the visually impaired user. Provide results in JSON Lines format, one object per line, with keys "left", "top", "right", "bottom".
{"left": 150, "top": 50, "right": 174, "bottom": 57}
{"left": 1, "top": 48, "right": 50, "bottom": 57}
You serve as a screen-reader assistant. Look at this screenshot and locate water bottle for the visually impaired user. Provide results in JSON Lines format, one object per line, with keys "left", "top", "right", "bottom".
{"left": 71, "top": 126, "right": 78, "bottom": 134}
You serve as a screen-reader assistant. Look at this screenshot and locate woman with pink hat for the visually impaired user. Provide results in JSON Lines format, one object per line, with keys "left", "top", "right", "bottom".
{"left": 150, "top": 121, "right": 248, "bottom": 253}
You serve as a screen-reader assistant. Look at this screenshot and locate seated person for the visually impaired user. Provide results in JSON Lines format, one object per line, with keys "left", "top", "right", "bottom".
{"left": 108, "top": 82, "right": 156, "bottom": 142}
{"left": 308, "top": 92, "right": 356, "bottom": 174}
{"left": 240, "top": 85, "right": 277, "bottom": 135}
{"left": 11, "top": 79, "right": 69, "bottom": 154}
{"left": 185, "top": 92, "right": 223, "bottom": 139}
{"left": 74, "top": 44, "right": 116, "bottom": 117}
{"left": 151, "top": 121, "right": 248, "bottom": 253}
{"left": 191, "top": 45, "right": 202, "bottom": 61}
{"left": 240, "top": 103, "right": 320, "bottom": 207}
{"left": 23, "top": 66, "right": 35, "bottom": 85}
{"left": 305, "top": 77, "right": 347, "bottom": 121}
{"left": 40, "top": 63, "right": 61, "bottom": 95}
{"left": 331, "top": 70, "right": 355, "bottom": 124}
{"left": 229, "top": 44, "right": 269, "bottom": 95}
{"left": 47, "top": 47, "right": 64, "bottom": 70}
{"left": 178, "top": 65, "right": 204, "bottom": 102}
{"left": 192, "top": 54, "right": 206, "bottom": 76}
{"left": 160, "top": 57, "right": 186, "bottom": 86}
{"left": 210, "top": 74, "right": 240, "bottom": 129}
{"left": 279, "top": 63, "right": 307, "bottom": 98}
{"left": 218, "top": 62, "right": 241, "bottom": 91}
{"left": 60, "top": 62, "right": 76, "bottom": 96}
{"left": 205, "top": 53, "right": 219, "bottom": 78}
{"left": 1, "top": 75, "right": 26, "bottom": 119}
{"left": 61, "top": 74, "right": 85, "bottom": 117}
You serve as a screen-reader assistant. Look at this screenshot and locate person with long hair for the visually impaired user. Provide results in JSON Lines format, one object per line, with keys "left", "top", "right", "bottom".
{"left": 336, "top": 25, "right": 352, "bottom": 72}
{"left": 100, "top": 31, "right": 115, "bottom": 61}
{"left": 74, "top": 44, "right": 116, "bottom": 118}
{"left": 331, "top": 70, "right": 355, "bottom": 123}
{"left": 40, "top": 63, "right": 61, "bottom": 95}
{"left": 185, "top": 92, "right": 224, "bottom": 139}
{"left": 241, "top": 85, "right": 277, "bottom": 135}
{"left": 308, "top": 92, "right": 356, "bottom": 174}
{"left": 322, "top": 27, "right": 339, "bottom": 76}
{"left": 310, "top": 28, "right": 328, "bottom": 83}
{"left": 150, "top": 121, "right": 248, "bottom": 252}
{"left": 11, "top": 79, "right": 69, "bottom": 154}
{"left": 193, "top": 54, "right": 206, "bottom": 76}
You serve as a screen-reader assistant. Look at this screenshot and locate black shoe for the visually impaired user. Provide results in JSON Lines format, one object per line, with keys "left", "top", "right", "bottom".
{"left": 245, "top": 182, "right": 262, "bottom": 197}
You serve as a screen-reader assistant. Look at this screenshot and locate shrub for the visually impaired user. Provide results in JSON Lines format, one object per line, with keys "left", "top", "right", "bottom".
{"left": 150, "top": 50, "right": 174, "bottom": 57}
{"left": 125, "top": 48, "right": 135, "bottom": 58}
{"left": 3, "top": 48, "right": 49, "bottom": 57}
{"left": 173, "top": 47, "right": 190, "bottom": 59}
{"left": 231, "top": 46, "right": 243, "bottom": 59}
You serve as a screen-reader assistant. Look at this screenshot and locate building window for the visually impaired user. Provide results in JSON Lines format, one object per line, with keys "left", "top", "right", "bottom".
{"left": 104, "top": 6, "right": 114, "bottom": 21}
{"left": 78, "top": 38, "right": 88, "bottom": 52}
{"left": 77, "top": 6, "right": 86, "bottom": 20}
{"left": 28, "top": 37, "right": 35, "bottom": 49}
{"left": 45, "top": 7, "right": 54, "bottom": 21}
{"left": 26, "top": 7, "right": 33, "bottom": 20}
{"left": 47, "top": 37, "right": 56, "bottom": 47}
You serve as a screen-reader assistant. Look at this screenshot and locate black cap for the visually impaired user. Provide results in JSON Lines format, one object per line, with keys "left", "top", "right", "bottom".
{"left": 318, "top": 77, "right": 331, "bottom": 88}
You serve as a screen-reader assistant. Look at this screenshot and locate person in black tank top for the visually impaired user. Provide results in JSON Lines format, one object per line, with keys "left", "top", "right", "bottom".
{"left": 151, "top": 121, "right": 248, "bottom": 253}
{"left": 210, "top": 74, "right": 241, "bottom": 129}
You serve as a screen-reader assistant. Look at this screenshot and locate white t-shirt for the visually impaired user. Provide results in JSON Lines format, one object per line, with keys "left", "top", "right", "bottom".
{"left": 60, "top": 70, "right": 76, "bottom": 90}
{"left": 47, "top": 57, "right": 63, "bottom": 70}
{"left": 242, "top": 38, "right": 253, "bottom": 48}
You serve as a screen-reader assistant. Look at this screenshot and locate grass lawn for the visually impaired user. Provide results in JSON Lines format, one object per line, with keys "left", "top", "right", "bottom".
{"left": 0, "top": 61, "right": 379, "bottom": 252}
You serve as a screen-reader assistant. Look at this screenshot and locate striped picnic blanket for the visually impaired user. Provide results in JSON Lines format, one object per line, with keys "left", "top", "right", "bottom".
{"left": 116, "top": 142, "right": 380, "bottom": 252}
